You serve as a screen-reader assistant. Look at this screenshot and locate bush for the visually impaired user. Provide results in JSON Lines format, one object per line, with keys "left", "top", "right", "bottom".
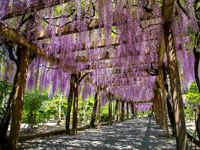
{"left": 22, "top": 90, "right": 49, "bottom": 127}
{"left": 0, "top": 79, "right": 12, "bottom": 120}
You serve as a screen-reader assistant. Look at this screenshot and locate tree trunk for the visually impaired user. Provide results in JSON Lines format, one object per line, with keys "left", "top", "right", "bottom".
{"left": 164, "top": 22, "right": 187, "bottom": 150}
{"left": 72, "top": 73, "right": 79, "bottom": 135}
{"left": 96, "top": 86, "right": 101, "bottom": 129}
{"left": 9, "top": 49, "right": 31, "bottom": 149}
{"left": 65, "top": 74, "right": 75, "bottom": 134}
{"left": 90, "top": 93, "right": 97, "bottom": 128}
{"left": 0, "top": 66, "right": 19, "bottom": 147}
{"left": 109, "top": 94, "right": 113, "bottom": 125}
{"left": 121, "top": 101, "right": 125, "bottom": 121}
{"left": 126, "top": 102, "right": 129, "bottom": 119}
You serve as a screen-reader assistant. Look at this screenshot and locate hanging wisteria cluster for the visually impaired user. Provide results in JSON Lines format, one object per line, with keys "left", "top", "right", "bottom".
{"left": 0, "top": 0, "right": 199, "bottom": 112}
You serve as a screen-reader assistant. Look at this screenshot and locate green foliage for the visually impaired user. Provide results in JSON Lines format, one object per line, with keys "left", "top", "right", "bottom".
{"left": 137, "top": 110, "right": 152, "bottom": 117}
{"left": 100, "top": 102, "right": 109, "bottom": 122}
{"left": 78, "top": 96, "right": 94, "bottom": 124}
{"left": 0, "top": 78, "right": 12, "bottom": 119}
{"left": 22, "top": 90, "right": 49, "bottom": 127}
{"left": 44, "top": 95, "right": 68, "bottom": 119}
{"left": 183, "top": 81, "right": 200, "bottom": 105}
{"left": 183, "top": 81, "right": 200, "bottom": 120}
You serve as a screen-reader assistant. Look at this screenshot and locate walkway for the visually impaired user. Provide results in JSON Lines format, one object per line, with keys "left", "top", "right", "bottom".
{"left": 19, "top": 117, "right": 176, "bottom": 150}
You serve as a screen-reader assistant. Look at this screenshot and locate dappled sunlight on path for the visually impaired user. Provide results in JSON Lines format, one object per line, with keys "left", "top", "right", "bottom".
{"left": 19, "top": 117, "right": 176, "bottom": 150}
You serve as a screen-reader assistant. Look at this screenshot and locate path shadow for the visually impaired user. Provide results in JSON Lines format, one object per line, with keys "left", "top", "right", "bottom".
{"left": 19, "top": 117, "right": 176, "bottom": 150}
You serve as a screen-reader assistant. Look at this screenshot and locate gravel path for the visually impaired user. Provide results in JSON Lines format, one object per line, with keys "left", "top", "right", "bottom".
{"left": 19, "top": 117, "right": 176, "bottom": 150}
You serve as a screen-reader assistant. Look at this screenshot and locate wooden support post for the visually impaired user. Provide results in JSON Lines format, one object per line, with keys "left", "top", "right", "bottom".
{"left": 72, "top": 74, "right": 80, "bottom": 135}
{"left": 164, "top": 22, "right": 187, "bottom": 149}
{"left": 158, "top": 24, "right": 169, "bottom": 136}
{"left": 9, "top": 49, "right": 31, "bottom": 149}
{"left": 65, "top": 74, "right": 75, "bottom": 134}
{"left": 114, "top": 100, "right": 118, "bottom": 122}
{"left": 126, "top": 102, "right": 129, "bottom": 119}
{"left": 109, "top": 93, "right": 113, "bottom": 125}
{"left": 156, "top": 99, "right": 160, "bottom": 123}
{"left": 90, "top": 93, "right": 98, "bottom": 128}
{"left": 158, "top": 94, "right": 163, "bottom": 127}
{"left": 158, "top": 66, "right": 169, "bottom": 137}
{"left": 121, "top": 101, "right": 125, "bottom": 121}
{"left": 131, "top": 102, "right": 134, "bottom": 118}
{"left": 97, "top": 86, "right": 101, "bottom": 129}
{"left": 117, "top": 100, "right": 120, "bottom": 123}
{"left": 154, "top": 99, "right": 158, "bottom": 122}
{"left": 90, "top": 86, "right": 101, "bottom": 128}
{"left": 134, "top": 105, "right": 138, "bottom": 118}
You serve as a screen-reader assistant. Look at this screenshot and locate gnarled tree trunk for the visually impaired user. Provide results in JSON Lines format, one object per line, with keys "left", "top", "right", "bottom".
{"left": 0, "top": 66, "right": 19, "bottom": 147}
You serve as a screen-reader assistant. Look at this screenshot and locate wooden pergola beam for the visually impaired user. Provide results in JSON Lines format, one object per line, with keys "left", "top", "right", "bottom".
{"left": 113, "top": 99, "right": 154, "bottom": 103}
{"left": 80, "top": 61, "right": 156, "bottom": 72}
{"left": 133, "top": 99, "right": 154, "bottom": 103}
{"left": 0, "top": 22, "right": 77, "bottom": 73}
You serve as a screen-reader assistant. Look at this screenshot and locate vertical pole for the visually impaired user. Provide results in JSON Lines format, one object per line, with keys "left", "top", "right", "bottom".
{"left": 164, "top": 22, "right": 187, "bottom": 149}
{"left": 126, "top": 102, "right": 129, "bottom": 119}
{"left": 117, "top": 100, "right": 120, "bottom": 123}
{"left": 114, "top": 100, "right": 118, "bottom": 122}
{"left": 57, "top": 94, "right": 62, "bottom": 125}
{"left": 121, "top": 101, "right": 125, "bottom": 121}
{"left": 97, "top": 86, "right": 101, "bottom": 129}
{"left": 109, "top": 93, "right": 113, "bottom": 125}
{"left": 158, "top": 66, "right": 169, "bottom": 136}
{"left": 66, "top": 74, "right": 75, "bottom": 134}
{"left": 72, "top": 73, "right": 79, "bottom": 135}
{"left": 90, "top": 93, "right": 98, "bottom": 128}
{"left": 154, "top": 100, "right": 158, "bottom": 122}
{"left": 158, "top": 93, "right": 163, "bottom": 127}
{"left": 161, "top": 1, "right": 187, "bottom": 148}
{"left": 158, "top": 23, "right": 169, "bottom": 137}
{"left": 131, "top": 102, "right": 134, "bottom": 118}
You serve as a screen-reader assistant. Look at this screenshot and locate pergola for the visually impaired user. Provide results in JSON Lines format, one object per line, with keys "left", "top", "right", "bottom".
{"left": 0, "top": 0, "right": 196, "bottom": 149}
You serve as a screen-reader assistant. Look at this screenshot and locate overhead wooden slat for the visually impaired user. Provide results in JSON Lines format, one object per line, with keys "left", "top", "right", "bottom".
{"left": 38, "top": 17, "right": 160, "bottom": 41}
